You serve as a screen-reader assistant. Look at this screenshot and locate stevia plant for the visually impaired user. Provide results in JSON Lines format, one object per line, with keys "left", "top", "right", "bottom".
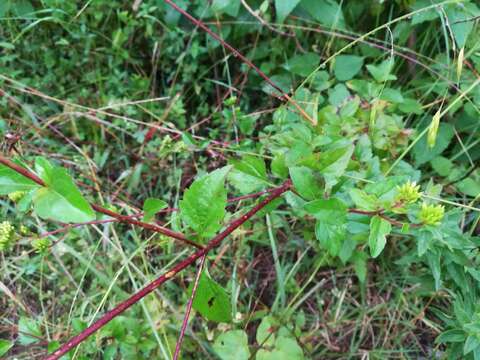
{"left": 1, "top": 0, "right": 480, "bottom": 359}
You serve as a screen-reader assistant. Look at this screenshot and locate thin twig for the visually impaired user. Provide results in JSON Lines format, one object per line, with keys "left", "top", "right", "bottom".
{"left": 240, "top": 0, "right": 293, "bottom": 37}
{"left": 173, "top": 254, "right": 207, "bottom": 360}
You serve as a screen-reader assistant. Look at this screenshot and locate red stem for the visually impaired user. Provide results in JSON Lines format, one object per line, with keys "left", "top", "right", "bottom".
{"left": 0, "top": 156, "right": 200, "bottom": 249}
{"left": 173, "top": 254, "right": 206, "bottom": 360}
{"left": 44, "top": 180, "right": 291, "bottom": 359}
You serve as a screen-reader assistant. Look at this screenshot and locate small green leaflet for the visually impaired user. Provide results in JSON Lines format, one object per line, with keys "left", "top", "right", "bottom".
{"left": 180, "top": 166, "right": 230, "bottom": 240}
{"left": 0, "top": 163, "right": 39, "bottom": 195}
{"left": 18, "top": 317, "right": 42, "bottom": 345}
{"left": 257, "top": 336, "right": 304, "bottom": 360}
{"left": 229, "top": 155, "right": 268, "bottom": 194}
{"left": 368, "top": 216, "right": 392, "bottom": 258}
{"left": 0, "top": 339, "right": 13, "bottom": 357}
{"left": 142, "top": 198, "right": 167, "bottom": 222}
{"left": 367, "top": 59, "right": 396, "bottom": 83}
{"left": 189, "top": 272, "right": 232, "bottom": 323}
{"left": 333, "top": 55, "right": 364, "bottom": 81}
{"left": 213, "top": 330, "right": 250, "bottom": 360}
{"left": 275, "top": 0, "right": 301, "bottom": 23}
{"left": 33, "top": 165, "right": 95, "bottom": 223}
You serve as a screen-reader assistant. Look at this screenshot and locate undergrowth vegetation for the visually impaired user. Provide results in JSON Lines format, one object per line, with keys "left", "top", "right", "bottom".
{"left": 1, "top": 0, "right": 480, "bottom": 359}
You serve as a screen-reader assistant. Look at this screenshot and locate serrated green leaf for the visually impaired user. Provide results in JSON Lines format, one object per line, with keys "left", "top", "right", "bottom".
{"left": 18, "top": 317, "right": 41, "bottom": 345}
{"left": 213, "top": 330, "right": 250, "bottom": 360}
{"left": 464, "top": 335, "right": 480, "bottom": 355}
{"left": 0, "top": 163, "right": 39, "bottom": 195}
{"left": 368, "top": 216, "right": 391, "bottom": 258}
{"left": 289, "top": 166, "right": 322, "bottom": 200}
{"left": 142, "top": 198, "right": 167, "bottom": 222}
{"left": 32, "top": 166, "right": 95, "bottom": 223}
{"left": 180, "top": 166, "right": 230, "bottom": 240}
{"left": 349, "top": 188, "right": 378, "bottom": 211}
{"left": 304, "top": 198, "right": 347, "bottom": 222}
{"left": 229, "top": 156, "right": 268, "bottom": 194}
{"left": 189, "top": 272, "right": 232, "bottom": 323}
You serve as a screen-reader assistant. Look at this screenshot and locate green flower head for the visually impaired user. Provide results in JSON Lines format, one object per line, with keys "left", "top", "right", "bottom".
{"left": 8, "top": 191, "right": 26, "bottom": 202}
{"left": 32, "top": 238, "right": 51, "bottom": 254}
{"left": 395, "top": 181, "right": 422, "bottom": 205}
{"left": 0, "top": 221, "right": 15, "bottom": 251}
{"left": 419, "top": 203, "right": 445, "bottom": 226}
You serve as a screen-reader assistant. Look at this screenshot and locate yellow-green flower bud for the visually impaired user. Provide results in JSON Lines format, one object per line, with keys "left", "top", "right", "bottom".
{"left": 419, "top": 203, "right": 445, "bottom": 226}
{"left": 0, "top": 221, "right": 15, "bottom": 251}
{"left": 8, "top": 191, "right": 26, "bottom": 202}
{"left": 20, "top": 225, "right": 29, "bottom": 235}
{"left": 32, "top": 238, "right": 51, "bottom": 254}
{"left": 395, "top": 181, "right": 422, "bottom": 204}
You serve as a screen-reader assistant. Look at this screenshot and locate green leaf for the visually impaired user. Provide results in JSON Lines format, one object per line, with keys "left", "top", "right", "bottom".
{"left": 142, "top": 198, "right": 167, "bottom": 222}
{"left": 289, "top": 166, "right": 322, "bottom": 200}
{"left": 213, "top": 330, "right": 250, "bottom": 360}
{"left": 212, "top": 0, "right": 241, "bottom": 17}
{"left": 305, "top": 198, "right": 348, "bottom": 256}
{"left": 300, "top": 0, "right": 345, "bottom": 29}
{"left": 32, "top": 166, "right": 95, "bottom": 223}
{"left": 180, "top": 167, "right": 230, "bottom": 239}
{"left": 436, "top": 329, "right": 466, "bottom": 343}
{"left": 229, "top": 156, "right": 268, "bottom": 194}
{"left": 456, "top": 178, "right": 480, "bottom": 198}
{"left": 0, "top": 163, "right": 39, "bottom": 195}
{"left": 464, "top": 335, "right": 480, "bottom": 355}
{"left": 18, "top": 317, "right": 42, "bottom": 345}
{"left": 446, "top": 4, "right": 476, "bottom": 48}
{"left": 426, "top": 249, "right": 441, "bottom": 290}
{"left": 275, "top": 0, "right": 301, "bottom": 23}
{"left": 430, "top": 156, "right": 453, "bottom": 177}
{"left": 257, "top": 336, "right": 304, "bottom": 360}
{"left": 368, "top": 216, "right": 391, "bottom": 258}
{"left": 366, "top": 59, "right": 397, "bottom": 82}
{"left": 410, "top": 0, "right": 438, "bottom": 25}
{"left": 0, "top": 339, "right": 13, "bottom": 357}
{"left": 333, "top": 55, "right": 364, "bottom": 81}
{"left": 315, "top": 221, "right": 346, "bottom": 256}
{"left": 256, "top": 316, "right": 276, "bottom": 347}
{"left": 304, "top": 198, "right": 347, "bottom": 223}
{"left": 413, "top": 123, "right": 455, "bottom": 166}
{"left": 316, "top": 142, "right": 354, "bottom": 189}
{"left": 189, "top": 272, "right": 232, "bottom": 323}
{"left": 351, "top": 251, "right": 368, "bottom": 283}
{"left": 349, "top": 188, "right": 378, "bottom": 211}
{"left": 284, "top": 52, "right": 320, "bottom": 77}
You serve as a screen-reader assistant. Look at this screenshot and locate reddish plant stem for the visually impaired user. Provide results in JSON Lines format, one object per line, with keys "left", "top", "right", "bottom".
{"left": 0, "top": 156, "right": 200, "bottom": 249}
{"left": 162, "top": 0, "right": 315, "bottom": 125}
{"left": 44, "top": 180, "right": 291, "bottom": 360}
{"left": 173, "top": 254, "right": 207, "bottom": 360}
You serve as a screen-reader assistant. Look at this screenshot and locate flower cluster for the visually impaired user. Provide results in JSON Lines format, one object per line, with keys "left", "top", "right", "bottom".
{"left": 395, "top": 181, "right": 422, "bottom": 205}
{"left": 419, "top": 203, "right": 445, "bottom": 226}
{"left": 8, "top": 191, "right": 26, "bottom": 202}
{"left": 32, "top": 238, "right": 51, "bottom": 254}
{"left": 0, "top": 221, "right": 15, "bottom": 251}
